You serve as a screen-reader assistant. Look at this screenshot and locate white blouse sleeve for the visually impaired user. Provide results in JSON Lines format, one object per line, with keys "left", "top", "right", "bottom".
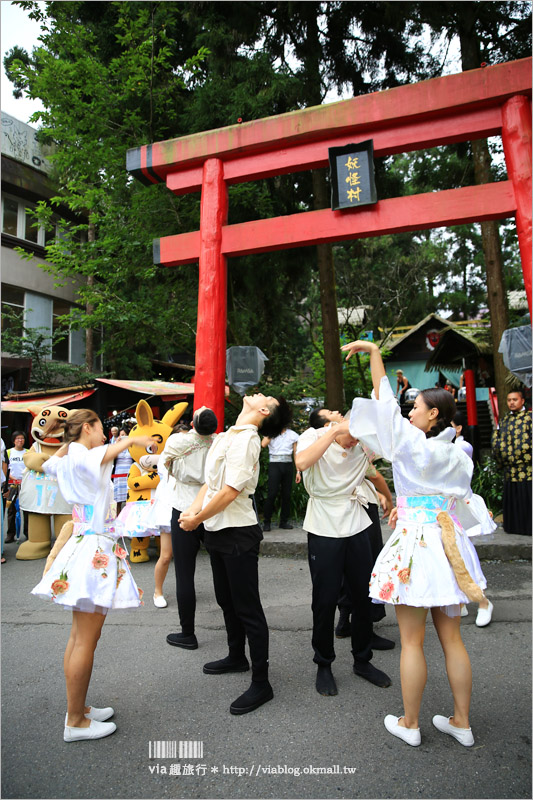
{"left": 455, "top": 492, "right": 498, "bottom": 537}
{"left": 42, "top": 454, "right": 61, "bottom": 477}
{"left": 349, "top": 376, "right": 420, "bottom": 461}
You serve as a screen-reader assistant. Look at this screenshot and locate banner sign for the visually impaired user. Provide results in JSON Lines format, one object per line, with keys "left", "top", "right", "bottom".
{"left": 329, "top": 140, "right": 377, "bottom": 211}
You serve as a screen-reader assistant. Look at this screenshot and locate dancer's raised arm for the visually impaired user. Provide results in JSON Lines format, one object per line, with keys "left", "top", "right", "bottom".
{"left": 341, "top": 340, "right": 385, "bottom": 398}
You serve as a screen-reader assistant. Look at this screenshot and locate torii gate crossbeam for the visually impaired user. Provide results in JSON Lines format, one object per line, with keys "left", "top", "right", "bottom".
{"left": 128, "top": 58, "right": 532, "bottom": 428}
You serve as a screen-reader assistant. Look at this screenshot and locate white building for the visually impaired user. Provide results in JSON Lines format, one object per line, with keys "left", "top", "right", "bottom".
{"left": 1, "top": 111, "right": 87, "bottom": 394}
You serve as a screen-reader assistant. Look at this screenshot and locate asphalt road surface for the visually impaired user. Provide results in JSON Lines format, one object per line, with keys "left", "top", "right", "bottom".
{"left": 1, "top": 550, "right": 531, "bottom": 800}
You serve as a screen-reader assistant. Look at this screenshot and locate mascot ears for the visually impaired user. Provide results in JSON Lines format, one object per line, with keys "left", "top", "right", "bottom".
{"left": 28, "top": 405, "right": 44, "bottom": 418}
{"left": 135, "top": 399, "right": 153, "bottom": 428}
{"left": 162, "top": 402, "right": 188, "bottom": 429}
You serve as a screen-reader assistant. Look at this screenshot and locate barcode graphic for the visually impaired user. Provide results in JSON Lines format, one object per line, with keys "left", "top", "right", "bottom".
{"left": 148, "top": 740, "right": 204, "bottom": 759}
{"left": 149, "top": 741, "right": 177, "bottom": 759}
{"left": 179, "top": 740, "right": 204, "bottom": 758}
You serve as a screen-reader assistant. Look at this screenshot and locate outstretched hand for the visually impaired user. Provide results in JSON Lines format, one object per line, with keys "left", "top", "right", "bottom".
{"left": 341, "top": 340, "right": 378, "bottom": 360}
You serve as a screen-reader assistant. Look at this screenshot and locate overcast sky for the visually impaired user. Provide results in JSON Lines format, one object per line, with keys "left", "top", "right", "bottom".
{"left": 1, "top": 0, "right": 463, "bottom": 128}
{"left": 1, "top": 0, "right": 45, "bottom": 123}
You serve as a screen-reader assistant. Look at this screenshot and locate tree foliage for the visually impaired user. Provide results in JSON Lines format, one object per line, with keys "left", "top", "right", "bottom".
{"left": 4, "top": 0, "right": 531, "bottom": 402}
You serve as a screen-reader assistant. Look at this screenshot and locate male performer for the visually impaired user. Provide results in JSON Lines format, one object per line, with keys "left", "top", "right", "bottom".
{"left": 295, "top": 414, "right": 392, "bottom": 696}
{"left": 492, "top": 389, "right": 532, "bottom": 536}
{"left": 164, "top": 407, "right": 218, "bottom": 649}
{"left": 179, "top": 393, "right": 291, "bottom": 715}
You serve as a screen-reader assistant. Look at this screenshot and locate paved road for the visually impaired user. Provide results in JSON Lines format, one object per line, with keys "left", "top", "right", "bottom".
{"left": 1, "top": 550, "right": 531, "bottom": 800}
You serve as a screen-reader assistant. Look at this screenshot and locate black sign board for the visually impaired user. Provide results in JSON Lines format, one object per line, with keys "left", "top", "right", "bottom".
{"left": 329, "top": 140, "right": 377, "bottom": 211}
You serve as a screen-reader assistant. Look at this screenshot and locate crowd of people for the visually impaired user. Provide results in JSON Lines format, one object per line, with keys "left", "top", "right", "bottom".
{"left": 1, "top": 345, "right": 530, "bottom": 749}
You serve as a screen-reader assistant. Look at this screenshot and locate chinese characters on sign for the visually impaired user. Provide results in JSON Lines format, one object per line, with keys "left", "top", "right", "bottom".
{"left": 329, "top": 140, "right": 377, "bottom": 211}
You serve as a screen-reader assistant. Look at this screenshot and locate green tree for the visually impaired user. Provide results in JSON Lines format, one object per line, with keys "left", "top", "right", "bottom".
{"left": 5, "top": 0, "right": 209, "bottom": 376}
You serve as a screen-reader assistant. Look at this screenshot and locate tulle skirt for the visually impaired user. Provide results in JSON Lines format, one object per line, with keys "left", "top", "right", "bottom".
{"left": 115, "top": 500, "right": 160, "bottom": 538}
{"left": 31, "top": 504, "right": 143, "bottom": 614}
{"left": 369, "top": 495, "right": 487, "bottom": 617}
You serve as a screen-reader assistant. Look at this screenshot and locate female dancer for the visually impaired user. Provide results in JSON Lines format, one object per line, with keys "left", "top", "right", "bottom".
{"left": 342, "top": 340, "right": 495, "bottom": 748}
{"left": 31, "top": 410, "right": 153, "bottom": 742}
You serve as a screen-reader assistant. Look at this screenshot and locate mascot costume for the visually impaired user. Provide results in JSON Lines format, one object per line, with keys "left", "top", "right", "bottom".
{"left": 118, "top": 399, "right": 187, "bottom": 563}
{"left": 17, "top": 406, "right": 73, "bottom": 560}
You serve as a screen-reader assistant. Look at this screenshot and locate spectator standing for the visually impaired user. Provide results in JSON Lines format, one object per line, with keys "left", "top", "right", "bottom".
{"left": 109, "top": 426, "right": 119, "bottom": 444}
{"left": 5, "top": 431, "right": 29, "bottom": 542}
{"left": 261, "top": 427, "right": 300, "bottom": 531}
{"left": 492, "top": 389, "right": 532, "bottom": 536}
{"left": 395, "top": 370, "right": 411, "bottom": 403}
{"left": 1, "top": 438, "right": 7, "bottom": 564}
{"left": 112, "top": 429, "right": 133, "bottom": 514}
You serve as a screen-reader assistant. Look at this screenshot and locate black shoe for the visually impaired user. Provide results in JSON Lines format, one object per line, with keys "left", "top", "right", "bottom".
{"left": 262, "top": 522, "right": 271, "bottom": 532}
{"left": 315, "top": 665, "right": 338, "bottom": 696}
{"left": 279, "top": 523, "right": 293, "bottom": 530}
{"left": 335, "top": 609, "right": 351, "bottom": 638}
{"left": 230, "top": 681, "right": 273, "bottom": 715}
{"left": 371, "top": 633, "right": 395, "bottom": 650}
{"left": 166, "top": 633, "right": 198, "bottom": 650}
{"left": 203, "top": 656, "right": 250, "bottom": 675}
{"left": 353, "top": 660, "right": 391, "bottom": 688}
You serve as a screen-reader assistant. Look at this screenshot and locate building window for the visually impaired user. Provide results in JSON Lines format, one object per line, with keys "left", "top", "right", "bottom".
{"left": 52, "top": 298, "right": 71, "bottom": 362}
{"left": 2, "top": 196, "right": 18, "bottom": 237}
{"left": 1, "top": 284, "right": 25, "bottom": 339}
{"left": 1, "top": 192, "right": 45, "bottom": 245}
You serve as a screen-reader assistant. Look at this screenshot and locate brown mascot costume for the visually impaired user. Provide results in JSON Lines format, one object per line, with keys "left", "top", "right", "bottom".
{"left": 17, "top": 406, "right": 73, "bottom": 560}
{"left": 122, "top": 399, "right": 187, "bottom": 563}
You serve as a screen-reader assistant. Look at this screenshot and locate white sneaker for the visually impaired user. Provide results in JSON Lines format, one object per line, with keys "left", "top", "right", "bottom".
{"left": 65, "top": 706, "right": 114, "bottom": 725}
{"left": 64, "top": 719, "right": 117, "bottom": 742}
{"left": 384, "top": 715, "right": 421, "bottom": 746}
{"left": 153, "top": 594, "right": 168, "bottom": 608}
{"left": 432, "top": 715, "right": 474, "bottom": 746}
{"left": 460, "top": 605, "right": 469, "bottom": 617}
{"left": 475, "top": 600, "right": 493, "bottom": 627}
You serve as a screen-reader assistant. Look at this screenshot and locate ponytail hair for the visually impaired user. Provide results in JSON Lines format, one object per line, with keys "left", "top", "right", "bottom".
{"left": 62, "top": 409, "right": 101, "bottom": 444}
{"left": 418, "top": 388, "right": 456, "bottom": 439}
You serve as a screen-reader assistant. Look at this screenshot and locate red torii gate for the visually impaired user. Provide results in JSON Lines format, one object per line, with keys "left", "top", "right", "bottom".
{"left": 128, "top": 58, "right": 532, "bottom": 428}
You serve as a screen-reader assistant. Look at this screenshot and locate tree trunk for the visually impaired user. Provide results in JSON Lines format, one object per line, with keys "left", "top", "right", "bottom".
{"left": 303, "top": 5, "right": 345, "bottom": 411}
{"left": 85, "top": 220, "right": 95, "bottom": 371}
{"left": 458, "top": 6, "right": 510, "bottom": 414}
{"left": 312, "top": 169, "right": 345, "bottom": 411}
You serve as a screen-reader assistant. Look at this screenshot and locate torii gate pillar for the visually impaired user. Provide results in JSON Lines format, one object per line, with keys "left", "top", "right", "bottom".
{"left": 502, "top": 95, "right": 532, "bottom": 316}
{"left": 195, "top": 158, "right": 228, "bottom": 429}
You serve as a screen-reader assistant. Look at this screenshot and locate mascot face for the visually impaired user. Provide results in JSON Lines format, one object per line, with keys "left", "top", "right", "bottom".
{"left": 128, "top": 399, "right": 188, "bottom": 468}
{"left": 29, "top": 406, "right": 69, "bottom": 446}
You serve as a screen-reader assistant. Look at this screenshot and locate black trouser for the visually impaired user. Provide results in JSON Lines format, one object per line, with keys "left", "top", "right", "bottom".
{"left": 308, "top": 527, "right": 374, "bottom": 666}
{"left": 338, "top": 503, "right": 385, "bottom": 623}
{"left": 171, "top": 508, "right": 204, "bottom": 635}
{"left": 262, "top": 461, "right": 293, "bottom": 525}
{"left": 6, "top": 485, "right": 28, "bottom": 540}
{"left": 207, "top": 541, "right": 269, "bottom": 682}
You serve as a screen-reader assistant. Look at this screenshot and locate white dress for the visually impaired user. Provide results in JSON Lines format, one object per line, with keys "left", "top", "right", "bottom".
{"left": 140, "top": 460, "right": 175, "bottom": 534}
{"left": 31, "top": 443, "right": 143, "bottom": 614}
{"left": 350, "top": 377, "right": 495, "bottom": 616}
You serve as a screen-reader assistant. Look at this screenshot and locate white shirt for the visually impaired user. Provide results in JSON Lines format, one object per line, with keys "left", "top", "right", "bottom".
{"left": 349, "top": 377, "right": 495, "bottom": 536}
{"left": 202, "top": 424, "right": 260, "bottom": 531}
{"left": 1, "top": 439, "right": 6, "bottom": 486}
{"left": 455, "top": 435, "right": 474, "bottom": 459}
{"left": 7, "top": 448, "right": 28, "bottom": 481}
{"left": 163, "top": 430, "right": 216, "bottom": 512}
{"left": 296, "top": 427, "right": 372, "bottom": 537}
{"left": 43, "top": 443, "right": 113, "bottom": 533}
{"left": 267, "top": 429, "right": 299, "bottom": 460}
